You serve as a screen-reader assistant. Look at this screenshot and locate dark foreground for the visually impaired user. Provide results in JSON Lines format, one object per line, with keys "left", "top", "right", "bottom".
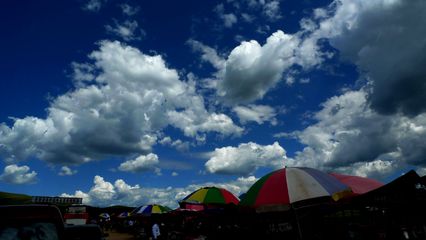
{"left": 1, "top": 170, "right": 426, "bottom": 239}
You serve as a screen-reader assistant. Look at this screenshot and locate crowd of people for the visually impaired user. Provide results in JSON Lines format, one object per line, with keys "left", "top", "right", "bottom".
{"left": 90, "top": 201, "right": 426, "bottom": 240}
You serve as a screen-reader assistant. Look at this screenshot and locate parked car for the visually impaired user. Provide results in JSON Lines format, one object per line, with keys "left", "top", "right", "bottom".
{"left": 0, "top": 204, "right": 65, "bottom": 240}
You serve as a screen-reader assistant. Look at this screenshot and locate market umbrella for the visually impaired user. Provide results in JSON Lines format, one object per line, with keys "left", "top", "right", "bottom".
{"left": 117, "top": 211, "right": 130, "bottom": 218}
{"left": 99, "top": 212, "right": 110, "bottom": 219}
{"left": 179, "top": 186, "right": 239, "bottom": 206}
{"left": 240, "top": 167, "right": 352, "bottom": 210}
{"left": 330, "top": 173, "right": 384, "bottom": 195}
{"left": 131, "top": 204, "right": 172, "bottom": 216}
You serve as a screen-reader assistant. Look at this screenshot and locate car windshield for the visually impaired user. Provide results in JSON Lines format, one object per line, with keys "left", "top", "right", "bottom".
{"left": 0, "top": 222, "right": 59, "bottom": 240}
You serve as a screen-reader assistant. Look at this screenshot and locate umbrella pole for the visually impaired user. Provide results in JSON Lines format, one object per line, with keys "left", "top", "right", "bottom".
{"left": 292, "top": 206, "right": 303, "bottom": 240}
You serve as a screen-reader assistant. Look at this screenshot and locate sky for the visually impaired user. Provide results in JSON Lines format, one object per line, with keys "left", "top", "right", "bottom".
{"left": 1, "top": 0, "right": 426, "bottom": 208}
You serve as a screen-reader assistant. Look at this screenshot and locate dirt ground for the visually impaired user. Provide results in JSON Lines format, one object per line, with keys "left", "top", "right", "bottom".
{"left": 106, "top": 231, "right": 135, "bottom": 240}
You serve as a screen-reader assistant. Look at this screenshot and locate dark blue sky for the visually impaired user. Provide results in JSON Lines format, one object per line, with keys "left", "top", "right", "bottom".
{"left": 1, "top": 0, "right": 424, "bottom": 207}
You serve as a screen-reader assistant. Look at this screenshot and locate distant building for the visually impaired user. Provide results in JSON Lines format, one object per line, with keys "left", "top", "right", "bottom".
{"left": 31, "top": 196, "right": 82, "bottom": 205}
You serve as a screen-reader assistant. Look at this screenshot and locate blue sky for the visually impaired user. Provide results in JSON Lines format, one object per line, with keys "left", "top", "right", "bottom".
{"left": 1, "top": 0, "right": 426, "bottom": 208}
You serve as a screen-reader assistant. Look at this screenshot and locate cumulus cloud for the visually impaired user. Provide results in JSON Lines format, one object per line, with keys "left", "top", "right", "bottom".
{"left": 167, "top": 111, "right": 243, "bottom": 140}
{"left": 0, "top": 41, "right": 242, "bottom": 165}
{"left": 222, "top": 13, "right": 238, "bottom": 28}
{"left": 61, "top": 174, "right": 257, "bottom": 207}
{"left": 59, "top": 166, "right": 77, "bottom": 176}
{"left": 118, "top": 153, "right": 159, "bottom": 173}
{"left": 187, "top": 40, "right": 225, "bottom": 70}
{"left": 83, "top": 0, "right": 106, "bottom": 12}
{"left": 300, "top": 78, "right": 310, "bottom": 84}
{"left": 211, "top": 0, "right": 426, "bottom": 113}
{"left": 215, "top": 4, "right": 238, "bottom": 28}
{"left": 416, "top": 168, "right": 426, "bottom": 177}
{"left": 308, "top": 0, "right": 426, "bottom": 116}
{"left": 205, "top": 142, "right": 287, "bottom": 175}
{"left": 120, "top": 4, "right": 140, "bottom": 16}
{"left": 159, "top": 137, "right": 190, "bottom": 152}
{"left": 216, "top": 30, "right": 322, "bottom": 104}
{"left": 105, "top": 20, "right": 144, "bottom": 41}
{"left": 62, "top": 175, "right": 142, "bottom": 207}
{"left": 335, "top": 160, "right": 397, "bottom": 180}
{"left": 233, "top": 104, "right": 277, "bottom": 125}
{"left": 235, "top": 0, "right": 282, "bottom": 20}
{"left": 0, "top": 164, "right": 37, "bottom": 184}
{"left": 287, "top": 89, "right": 426, "bottom": 179}
{"left": 205, "top": 0, "right": 426, "bottom": 178}
{"left": 71, "top": 62, "right": 96, "bottom": 83}
{"left": 262, "top": 0, "right": 282, "bottom": 21}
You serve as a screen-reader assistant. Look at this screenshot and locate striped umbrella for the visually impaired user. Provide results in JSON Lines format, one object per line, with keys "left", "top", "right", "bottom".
{"left": 117, "top": 211, "right": 130, "bottom": 218}
{"left": 180, "top": 187, "right": 239, "bottom": 206}
{"left": 99, "top": 212, "right": 110, "bottom": 219}
{"left": 240, "top": 167, "right": 352, "bottom": 209}
{"left": 132, "top": 204, "right": 172, "bottom": 216}
{"left": 330, "top": 173, "right": 384, "bottom": 195}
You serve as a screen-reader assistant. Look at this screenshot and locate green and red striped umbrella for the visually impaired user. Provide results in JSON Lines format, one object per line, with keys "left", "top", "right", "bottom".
{"left": 240, "top": 167, "right": 352, "bottom": 208}
{"left": 180, "top": 187, "right": 239, "bottom": 205}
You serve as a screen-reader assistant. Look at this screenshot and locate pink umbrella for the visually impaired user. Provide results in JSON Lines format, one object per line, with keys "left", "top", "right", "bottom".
{"left": 330, "top": 173, "right": 384, "bottom": 195}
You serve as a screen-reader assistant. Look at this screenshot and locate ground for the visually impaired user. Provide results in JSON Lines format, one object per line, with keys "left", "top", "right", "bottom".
{"left": 106, "top": 230, "right": 134, "bottom": 240}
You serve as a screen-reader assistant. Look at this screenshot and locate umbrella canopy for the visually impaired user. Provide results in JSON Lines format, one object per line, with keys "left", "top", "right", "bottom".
{"left": 180, "top": 186, "right": 239, "bottom": 205}
{"left": 330, "top": 173, "right": 384, "bottom": 195}
{"left": 117, "top": 211, "right": 130, "bottom": 218}
{"left": 99, "top": 212, "right": 110, "bottom": 219}
{"left": 132, "top": 204, "right": 172, "bottom": 216}
{"left": 240, "top": 167, "right": 351, "bottom": 208}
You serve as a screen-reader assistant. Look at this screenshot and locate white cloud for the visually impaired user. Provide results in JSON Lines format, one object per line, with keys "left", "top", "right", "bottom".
{"left": 171, "top": 172, "right": 178, "bottom": 177}
{"left": 262, "top": 0, "right": 282, "bottom": 21}
{"left": 205, "top": 141, "right": 287, "bottom": 175}
{"left": 187, "top": 40, "right": 225, "bottom": 70}
{"left": 222, "top": 13, "right": 238, "bottom": 28}
{"left": 118, "top": 153, "right": 160, "bottom": 173}
{"left": 233, "top": 104, "right": 277, "bottom": 125}
{"left": 212, "top": 0, "right": 426, "bottom": 111}
{"left": 61, "top": 174, "right": 257, "bottom": 208}
{"left": 335, "top": 160, "right": 397, "bottom": 179}
{"left": 71, "top": 62, "right": 96, "bottom": 83}
{"left": 227, "top": 0, "right": 426, "bottom": 179}
{"left": 154, "top": 168, "right": 162, "bottom": 176}
{"left": 215, "top": 4, "right": 238, "bottom": 28}
{"left": 217, "top": 30, "right": 321, "bottom": 104}
{"left": 83, "top": 0, "right": 106, "bottom": 12}
{"left": 226, "top": 0, "right": 282, "bottom": 22}
{"left": 159, "top": 137, "right": 190, "bottom": 152}
{"left": 286, "top": 89, "right": 426, "bottom": 179}
{"left": 167, "top": 110, "right": 243, "bottom": 139}
{"left": 59, "top": 166, "right": 77, "bottom": 176}
{"left": 241, "top": 13, "right": 255, "bottom": 23}
{"left": 273, "top": 132, "right": 295, "bottom": 139}
{"left": 308, "top": 0, "right": 426, "bottom": 116}
{"left": 0, "top": 41, "right": 242, "bottom": 165}
{"left": 0, "top": 164, "right": 37, "bottom": 184}
{"left": 62, "top": 175, "right": 142, "bottom": 207}
{"left": 158, "top": 137, "right": 172, "bottom": 145}
{"left": 120, "top": 4, "right": 140, "bottom": 16}
{"left": 300, "top": 78, "right": 310, "bottom": 84}
{"left": 167, "top": 96, "right": 243, "bottom": 139}
{"left": 416, "top": 168, "right": 426, "bottom": 177}
{"left": 105, "top": 20, "right": 144, "bottom": 41}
